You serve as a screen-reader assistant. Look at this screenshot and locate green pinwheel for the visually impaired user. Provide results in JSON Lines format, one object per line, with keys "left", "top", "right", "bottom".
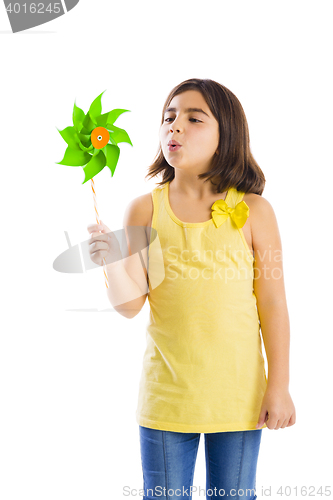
{"left": 56, "top": 90, "right": 132, "bottom": 183}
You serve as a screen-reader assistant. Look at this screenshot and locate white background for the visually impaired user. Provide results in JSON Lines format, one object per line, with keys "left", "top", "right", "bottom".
{"left": 1, "top": 1, "right": 332, "bottom": 499}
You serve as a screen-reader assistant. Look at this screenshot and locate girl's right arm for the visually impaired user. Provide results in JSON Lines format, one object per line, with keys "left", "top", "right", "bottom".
{"left": 87, "top": 195, "right": 150, "bottom": 319}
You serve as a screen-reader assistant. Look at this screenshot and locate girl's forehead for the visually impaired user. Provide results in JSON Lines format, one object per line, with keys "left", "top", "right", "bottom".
{"left": 168, "top": 90, "right": 206, "bottom": 107}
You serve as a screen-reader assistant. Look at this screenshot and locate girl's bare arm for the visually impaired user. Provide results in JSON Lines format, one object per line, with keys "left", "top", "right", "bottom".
{"left": 250, "top": 194, "right": 291, "bottom": 390}
{"left": 107, "top": 195, "right": 151, "bottom": 319}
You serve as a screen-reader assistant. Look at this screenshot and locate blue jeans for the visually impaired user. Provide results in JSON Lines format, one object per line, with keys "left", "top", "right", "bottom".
{"left": 139, "top": 425, "right": 262, "bottom": 500}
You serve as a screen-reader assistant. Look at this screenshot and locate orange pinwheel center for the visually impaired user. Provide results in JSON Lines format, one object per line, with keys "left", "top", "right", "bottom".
{"left": 91, "top": 127, "right": 110, "bottom": 149}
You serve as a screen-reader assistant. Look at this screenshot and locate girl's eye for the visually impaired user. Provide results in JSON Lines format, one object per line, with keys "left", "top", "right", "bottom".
{"left": 164, "top": 117, "right": 201, "bottom": 123}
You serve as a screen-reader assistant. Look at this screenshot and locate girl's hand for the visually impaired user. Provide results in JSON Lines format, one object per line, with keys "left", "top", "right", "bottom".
{"left": 256, "top": 386, "right": 296, "bottom": 430}
{"left": 87, "top": 220, "right": 122, "bottom": 267}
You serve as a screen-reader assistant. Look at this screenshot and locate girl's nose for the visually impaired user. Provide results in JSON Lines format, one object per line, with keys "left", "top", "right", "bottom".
{"left": 170, "top": 122, "right": 181, "bottom": 133}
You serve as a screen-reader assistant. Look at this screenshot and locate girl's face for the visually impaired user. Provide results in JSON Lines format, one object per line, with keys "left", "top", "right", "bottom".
{"left": 160, "top": 90, "right": 220, "bottom": 174}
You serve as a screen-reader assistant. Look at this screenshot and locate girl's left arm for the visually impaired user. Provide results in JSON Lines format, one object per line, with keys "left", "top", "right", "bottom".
{"left": 249, "top": 194, "right": 296, "bottom": 429}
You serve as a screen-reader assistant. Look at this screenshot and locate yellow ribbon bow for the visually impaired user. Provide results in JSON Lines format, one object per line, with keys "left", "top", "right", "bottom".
{"left": 211, "top": 199, "right": 249, "bottom": 228}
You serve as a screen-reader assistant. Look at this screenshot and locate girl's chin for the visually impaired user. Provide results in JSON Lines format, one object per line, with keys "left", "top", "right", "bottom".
{"left": 166, "top": 152, "right": 183, "bottom": 162}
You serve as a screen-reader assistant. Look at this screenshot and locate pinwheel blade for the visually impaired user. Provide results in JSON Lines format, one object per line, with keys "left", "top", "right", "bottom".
{"left": 105, "top": 144, "right": 120, "bottom": 177}
{"left": 82, "top": 150, "right": 106, "bottom": 184}
{"left": 82, "top": 112, "right": 96, "bottom": 133}
{"left": 106, "top": 109, "right": 131, "bottom": 126}
{"left": 57, "top": 146, "right": 92, "bottom": 166}
{"left": 72, "top": 102, "right": 85, "bottom": 132}
{"left": 95, "top": 112, "right": 109, "bottom": 128}
{"left": 88, "top": 91, "right": 107, "bottom": 124}
{"left": 57, "top": 126, "right": 81, "bottom": 150}
{"left": 108, "top": 124, "right": 133, "bottom": 146}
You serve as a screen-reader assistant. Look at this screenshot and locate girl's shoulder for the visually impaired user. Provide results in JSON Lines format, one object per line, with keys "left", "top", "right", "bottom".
{"left": 242, "top": 192, "right": 275, "bottom": 216}
{"left": 123, "top": 192, "right": 153, "bottom": 228}
{"left": 243, "top": 192, "right": 280, "bottom": 250}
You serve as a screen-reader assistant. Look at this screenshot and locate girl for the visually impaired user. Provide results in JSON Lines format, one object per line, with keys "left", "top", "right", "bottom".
{"left": 88, "top": 78, "right": 296, "bottom": 500}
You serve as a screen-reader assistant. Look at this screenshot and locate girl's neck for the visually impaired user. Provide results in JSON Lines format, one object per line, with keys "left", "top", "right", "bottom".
{"left": 170, "top": 178, "right": 222, "bottom": 199}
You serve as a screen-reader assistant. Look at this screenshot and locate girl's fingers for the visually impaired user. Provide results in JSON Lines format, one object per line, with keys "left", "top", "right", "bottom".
{"left": 90, "top": 232, "right": 113, "bottom": 246}
{"left": 89, "top": 232, "right": 109, "bottom": 245}
{"left": 90, "top": 230, "right": 102, "bottom": 238}
{"left": 87, "top": 224, "right": 103, "bottom": 233}
{"left": 89, "top": 239, "right": 109, "bottom": 252}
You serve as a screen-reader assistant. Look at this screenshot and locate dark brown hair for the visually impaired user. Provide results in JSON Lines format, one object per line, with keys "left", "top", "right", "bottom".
{"left": 145, "top": 78, "right": 265, "bottom": 195}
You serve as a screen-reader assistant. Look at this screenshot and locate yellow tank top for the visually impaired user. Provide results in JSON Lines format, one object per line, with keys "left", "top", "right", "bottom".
{"left": 135, "top": 181, "right": 267, "bottom": 433}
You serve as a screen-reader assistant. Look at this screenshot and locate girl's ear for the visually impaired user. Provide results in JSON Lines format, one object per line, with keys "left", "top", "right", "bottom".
{"left": 215, "top": 149, "right": 219, "bottom": 155}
